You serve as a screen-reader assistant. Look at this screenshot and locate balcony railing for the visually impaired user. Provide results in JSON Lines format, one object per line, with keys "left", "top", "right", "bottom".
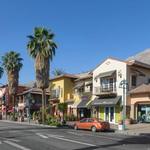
{"left": 94, "top": 83, "right": 116, "bottom": 95}
{"left": 50, "top": 89, "right": 60, "bottom": 99}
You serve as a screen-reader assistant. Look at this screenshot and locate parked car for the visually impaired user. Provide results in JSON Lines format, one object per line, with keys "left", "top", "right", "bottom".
{"left": 74, "top": 118, "right": 110, "bottom": 132}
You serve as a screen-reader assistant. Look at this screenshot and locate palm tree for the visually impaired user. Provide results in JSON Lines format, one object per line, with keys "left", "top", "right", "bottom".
{"left": 52, "top": 68, "right": 66, "bottom": 77}
{"left": 27, "top": 27, "right": 57, "bottom": 124}
{"left": 2, "top": 51, "right": 23, "bottom": 118}
{"left": 0, "top": 65, "right": 3, "bottom": 79}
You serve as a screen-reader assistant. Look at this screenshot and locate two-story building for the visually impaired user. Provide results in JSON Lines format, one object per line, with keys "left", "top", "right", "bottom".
{"left": 127, "top": 49, "right": 150, "bottom": 123}
{"left": 49, "top": 74, "right": 78, "bottom": 117}
{"left": 74, "top": 72, "right": 93, "bottom": 119}
{"left": 91, "top": 50, "right": 150, "bottom": 124}
{"left": 92, "top": 58, "right": 126, "bottom": 124}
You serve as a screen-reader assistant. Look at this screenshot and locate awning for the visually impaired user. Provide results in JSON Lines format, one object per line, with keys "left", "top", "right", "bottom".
{"left": 92, "top": 96, "right": 121, "bottom": 106}
{"left": 72, "top": 100, "right": 81, "bottom": 108}
{"left": 95, "top": 70, "right": 116, "bottom": 79}
{"left": 65, "top": 99, "right": 74, "bottom": 104}
{"left": 77, "top": 99, "right": 91, "bottom": 108}
{"left": 74, "top": 82, "right": 84, "bottom": 89}
{"left": 85, "top": 80, "right": 92, "bottom": 86}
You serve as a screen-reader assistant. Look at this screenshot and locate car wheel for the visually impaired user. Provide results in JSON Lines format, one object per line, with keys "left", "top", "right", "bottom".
{"left": 74, "top": 125, "right": 78, "bottom": 130}
{"left": 91, "top": 126, "right": 97, "bottom": 132}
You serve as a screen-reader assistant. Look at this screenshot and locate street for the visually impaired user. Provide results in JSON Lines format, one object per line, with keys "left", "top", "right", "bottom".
{"left": 0, "top": 121, "right": 150, "bottom": 150}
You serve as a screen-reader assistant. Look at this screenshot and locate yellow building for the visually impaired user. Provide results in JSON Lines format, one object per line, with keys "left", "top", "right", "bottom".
{"left": 49, "top": 74, "right": 78, "bottom": 116}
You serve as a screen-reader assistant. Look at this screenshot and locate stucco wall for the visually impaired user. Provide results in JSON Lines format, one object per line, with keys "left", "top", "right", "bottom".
{"left": 128, "top": 66, "right": 150, "bottom": 90}
{"left": 64, "top": 78, "right": 74, "bottom": 101}
{"left": 130, "top": 93, "right": 150, "bottom": 105}
{"left": 93, "top": 58, "right": 127, "bottom": 105}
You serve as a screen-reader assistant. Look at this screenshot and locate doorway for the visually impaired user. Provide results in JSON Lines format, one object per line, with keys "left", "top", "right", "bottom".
{"left": 104, "top": 106, "right": 115, "bottom": 123}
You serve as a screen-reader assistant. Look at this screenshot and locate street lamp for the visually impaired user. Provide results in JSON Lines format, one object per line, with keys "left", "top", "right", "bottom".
{"left": 119, "top": 79, "right": 128, "bottom": 131}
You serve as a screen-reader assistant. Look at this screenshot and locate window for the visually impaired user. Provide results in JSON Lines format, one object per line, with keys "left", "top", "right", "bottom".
{"left": 88, "top": 118, "right": 94, "bottom": 122}
{"left": 131, "top": 75, "right": 137, "bottom": 86}
{"left": 80, "top": 118, "right": 87, "bottom": 123}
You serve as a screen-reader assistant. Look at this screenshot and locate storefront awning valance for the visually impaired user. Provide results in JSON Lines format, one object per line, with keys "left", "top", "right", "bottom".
{"left": 92, "top": 96, "right": 121, "bottom": 106}
{"left": 95, "top": 70, "right": 116, "bottom": 79}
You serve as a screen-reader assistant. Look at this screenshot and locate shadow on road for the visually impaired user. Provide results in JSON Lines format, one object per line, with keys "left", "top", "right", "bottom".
{"left": 74, "top": 134, "right": 150, "bottom": 150}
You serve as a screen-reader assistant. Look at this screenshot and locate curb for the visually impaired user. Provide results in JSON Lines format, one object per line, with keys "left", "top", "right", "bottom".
{"left": 0, "top": 120, "right": 57, "bottom": 128}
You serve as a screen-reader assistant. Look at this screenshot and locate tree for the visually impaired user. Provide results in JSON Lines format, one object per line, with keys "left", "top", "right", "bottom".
{"left": 2, "top": 51, "right": 23, "bottom": 118}
{"left": 58, "top": 103, "right": 67, "bottom": 122}
{"left": 52, "top": 68, "right": 65, "bottom": 77}
{"left": 27, "top": 27, "right": 57, "bottom": 124}
{"left": 0, "top": 64, "right": 3, "bottom": 79}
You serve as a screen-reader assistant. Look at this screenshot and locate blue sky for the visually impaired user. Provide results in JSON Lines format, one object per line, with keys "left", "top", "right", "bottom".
{"left": 0, "top": 0, "right": 150, "bottom": 84}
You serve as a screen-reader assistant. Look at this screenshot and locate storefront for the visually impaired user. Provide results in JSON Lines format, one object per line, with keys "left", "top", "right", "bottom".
{"left": 129, "top": 84, "right": 150, "bottom": 123}
{"left": 77, "top": 96, "right": 92, "bottom": 119}
{"left": 92, "top": 96, "right": 122, "bottom": 124}
{"left": 137, "top": 104, "right": 150, "bottom": 122}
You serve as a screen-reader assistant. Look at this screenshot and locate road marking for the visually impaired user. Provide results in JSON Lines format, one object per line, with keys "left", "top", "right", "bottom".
{"left": 36, "top": 133, "right": 48, "bottom": 139}
{"left": 67, "top": 131, "right": 83, "bottom": 136}
{"left": 1, "top": 137, "right": 20, "bottom": 142}
{"left": 4, "top": 141, "right": 31, "bottom": 150}
{"left": 0, "top": 141, "right": 2, "bottom": 144}
{"left": 49, "top": 135, "right": 96, "bottom": 147}
{"left": 47, "top": 134, "right": 64, "bottom": 138}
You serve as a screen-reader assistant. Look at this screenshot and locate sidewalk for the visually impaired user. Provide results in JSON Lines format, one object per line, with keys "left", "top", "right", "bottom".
{"left": 0, "top": 119, "right": 57, "bottom": 128}
{"left": 115, "top": 123, "right": 150, "bottom": 136}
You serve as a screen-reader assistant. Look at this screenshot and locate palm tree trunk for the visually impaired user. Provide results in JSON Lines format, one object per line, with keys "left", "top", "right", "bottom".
{"left": 42, "top": 89, "right": 45, "bottom": 124}
{"left": 13, "top": 95, "right": 15, "bottom": 120}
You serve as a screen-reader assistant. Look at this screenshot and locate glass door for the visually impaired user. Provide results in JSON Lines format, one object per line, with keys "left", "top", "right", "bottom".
{"left": 105, "top": 107, "right": 109, "bottom": 121}
{"left": 110, "top": 107, "right": 115, "bottom": 123}
{"left": 104, "top": 106, "right": 115, "bottom": 123}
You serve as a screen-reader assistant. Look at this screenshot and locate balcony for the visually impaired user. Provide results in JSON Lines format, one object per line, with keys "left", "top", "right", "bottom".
{"left": 50, "top": 89, "right": 60, "bottom": 99}
{"left": 94, "top": 83, "right": 117, "bottom": 96}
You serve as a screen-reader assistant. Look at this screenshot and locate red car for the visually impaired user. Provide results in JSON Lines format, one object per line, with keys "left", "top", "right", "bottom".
{"left": 74, "top": 118, "right": 110, "bottom": 132}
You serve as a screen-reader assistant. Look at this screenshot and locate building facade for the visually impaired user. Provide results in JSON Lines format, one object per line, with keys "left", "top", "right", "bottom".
{"left": 49, "top": 74, "right": 78, "bottom": 117}
{"left": 74, "top": 72, "right": 93, "bottom": 119}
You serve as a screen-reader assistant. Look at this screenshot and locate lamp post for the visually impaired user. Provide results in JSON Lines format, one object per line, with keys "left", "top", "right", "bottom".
{"left": 119, "top": 79, "right": 128, "bottom": 131}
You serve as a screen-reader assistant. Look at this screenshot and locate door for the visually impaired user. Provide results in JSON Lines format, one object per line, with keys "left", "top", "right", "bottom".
{"left": 78, "top": 118, "right": 88, "bottom": 129}
{"left": 104, "top": 107, "right": 115, "bottom": 123}
{"left": 105, "top": 107, "right": 109, "bottom": 122}
{"left": 110, "top": 107, "right": 115, "bottom": 123}
{"left": 87, "top": 118, "right": 94, "bottom": 129}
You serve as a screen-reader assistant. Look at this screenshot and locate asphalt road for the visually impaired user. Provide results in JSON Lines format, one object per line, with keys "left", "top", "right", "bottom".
{"left": 0, "top": 121, "right": 150, "bottom": 150}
